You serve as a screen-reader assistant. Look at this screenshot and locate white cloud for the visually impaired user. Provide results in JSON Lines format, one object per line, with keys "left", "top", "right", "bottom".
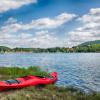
{"left": 27, "top": 13, "right": 77, "bottom": 29}
{"left": 1, "top": 8, "right": 100, "bottom": 47}
{"left": 0, "top": 31, "right": 63, "bottom": 48}
{"left": 0, "top": 32, "right": 32, "bottom": 47}
{"left": 32, "top": 31, "right": 59, "bottom": 48}
{"left": 0, "top": 0, "right": 37, "bottom": 13}
{"left": 67, "top": 8, "right": 100, "bottom": 47}
{"left": 0, "top": 12, "right": 77, "bottom": 47}
{"left": 1, "top": 12, "right": 77, "bottom": 34}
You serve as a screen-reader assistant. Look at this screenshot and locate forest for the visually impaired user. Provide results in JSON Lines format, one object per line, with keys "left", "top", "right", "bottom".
{"left": 0, "top": 40, "right": 100, "bottom": 53}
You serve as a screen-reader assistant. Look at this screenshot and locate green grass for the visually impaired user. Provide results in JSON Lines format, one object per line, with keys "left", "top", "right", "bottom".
{"left": 0, "top": 66, "right": 48, "bottom": 80}
{"left": 0, "top": 67, "right": 100, "bottom": 100}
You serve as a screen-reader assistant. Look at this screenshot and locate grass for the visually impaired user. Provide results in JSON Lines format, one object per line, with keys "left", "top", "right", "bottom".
{"left": 0, "top": 66, "right": 100, "bottom": 100}
{"left": 0, "top": 66, "right": 48, "bottom": 80}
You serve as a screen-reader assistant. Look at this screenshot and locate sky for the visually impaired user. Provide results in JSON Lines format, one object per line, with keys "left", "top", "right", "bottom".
{"left": 0, "top": 0, "right": 100, "bottom": 48}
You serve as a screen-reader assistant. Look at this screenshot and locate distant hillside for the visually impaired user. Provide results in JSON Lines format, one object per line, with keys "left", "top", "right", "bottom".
{"left": 78, "top": 40, "right": 100, "bottom": 46}
{"left": 0, "top": 46, "right": 11, "bottom": 52}
{"left": 0, "top": 40, "right": 100, "bottom": 53}
{"left": 73, "top": 40, "right": 100, "bottom": 52}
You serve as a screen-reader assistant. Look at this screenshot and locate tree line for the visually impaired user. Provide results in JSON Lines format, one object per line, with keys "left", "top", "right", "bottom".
{"left": 0, "top": 44, "right": 100, "bottom": 53}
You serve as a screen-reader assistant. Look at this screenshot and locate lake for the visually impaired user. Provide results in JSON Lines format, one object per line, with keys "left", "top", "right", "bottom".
{"left": 0, "top": 53, "right": 100, "bottom": 92}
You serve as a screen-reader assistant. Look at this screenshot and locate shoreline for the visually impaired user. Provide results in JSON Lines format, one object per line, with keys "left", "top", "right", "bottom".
{"left": 0, "top": 52, "right": 100, "bottom": 54}
{"left": 0, "top": 67, "right": 100, "bottom": 100}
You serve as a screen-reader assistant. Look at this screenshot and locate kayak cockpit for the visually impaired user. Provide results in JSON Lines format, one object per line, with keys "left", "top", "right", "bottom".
{"left": 4, "top": 79, "right": 21, "bottom": 85}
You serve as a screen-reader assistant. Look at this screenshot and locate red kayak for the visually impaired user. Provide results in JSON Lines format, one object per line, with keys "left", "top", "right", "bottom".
{"left": 0, "top": 72, "right": 58, "bottom": 91}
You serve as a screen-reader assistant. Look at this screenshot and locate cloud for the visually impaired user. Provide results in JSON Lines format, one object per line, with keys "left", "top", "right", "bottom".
{"left": 1, "top": 12, "right": 77, "bottom": 35}
{"left": 2, "top": 7, "right": 100, "bottom": 48}
{"left": 2, "top": 8, "right": 100, "bottom": 48}
{"left": 28, "top": 13, "right": 77, "bottom": 29}
{"left": 32, "top": 31, "right": 60, "bottom": 48}
{"left": 0, "top": 12, "right": 77, "bottom": 48}
{"left": 0, "top": 30, "right": 63, "bottom": 48}
{"left": 67, "top": 8, "right": 100, "bottom": 47}
{"left": 0, "top": 0, "right": 37, "bottom": 13}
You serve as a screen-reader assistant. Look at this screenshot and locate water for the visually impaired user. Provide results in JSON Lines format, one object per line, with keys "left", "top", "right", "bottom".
{"left": 0, "top": 53, "right": 100, "bottom": 92}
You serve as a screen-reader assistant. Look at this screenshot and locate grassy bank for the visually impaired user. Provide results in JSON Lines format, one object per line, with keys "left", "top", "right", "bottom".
{"left": 0, "top": 67, "right": 100, "bottom": 100}
{"left": 0, "top": 67, "right": 48, "bottom": 80}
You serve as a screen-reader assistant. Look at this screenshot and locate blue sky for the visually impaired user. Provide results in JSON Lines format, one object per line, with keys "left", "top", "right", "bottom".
{"left": 0, "top": 0, "right": 100, "bottom": 48}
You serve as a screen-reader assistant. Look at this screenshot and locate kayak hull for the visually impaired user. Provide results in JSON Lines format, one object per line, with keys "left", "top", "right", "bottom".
{"left": 0, "top": 72, "right": 58, "bottom": 91}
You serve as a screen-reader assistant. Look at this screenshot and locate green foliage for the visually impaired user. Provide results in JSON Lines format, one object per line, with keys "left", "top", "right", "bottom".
{"left": 0, "top": 46, "right": 11, "bottom": 52}
{"left": 0, "top": 66, "right": 48, "bottom": 79}
{"left": 0, "top": 40, "right": 100, "bottom": 53}
{"left": 74, "top": 44, "right": 100, "bottom": 52}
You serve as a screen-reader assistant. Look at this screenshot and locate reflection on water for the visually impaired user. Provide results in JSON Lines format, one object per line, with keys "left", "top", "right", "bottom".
{"left": 0, "top": 53, "right": 100, "bottom": 92}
